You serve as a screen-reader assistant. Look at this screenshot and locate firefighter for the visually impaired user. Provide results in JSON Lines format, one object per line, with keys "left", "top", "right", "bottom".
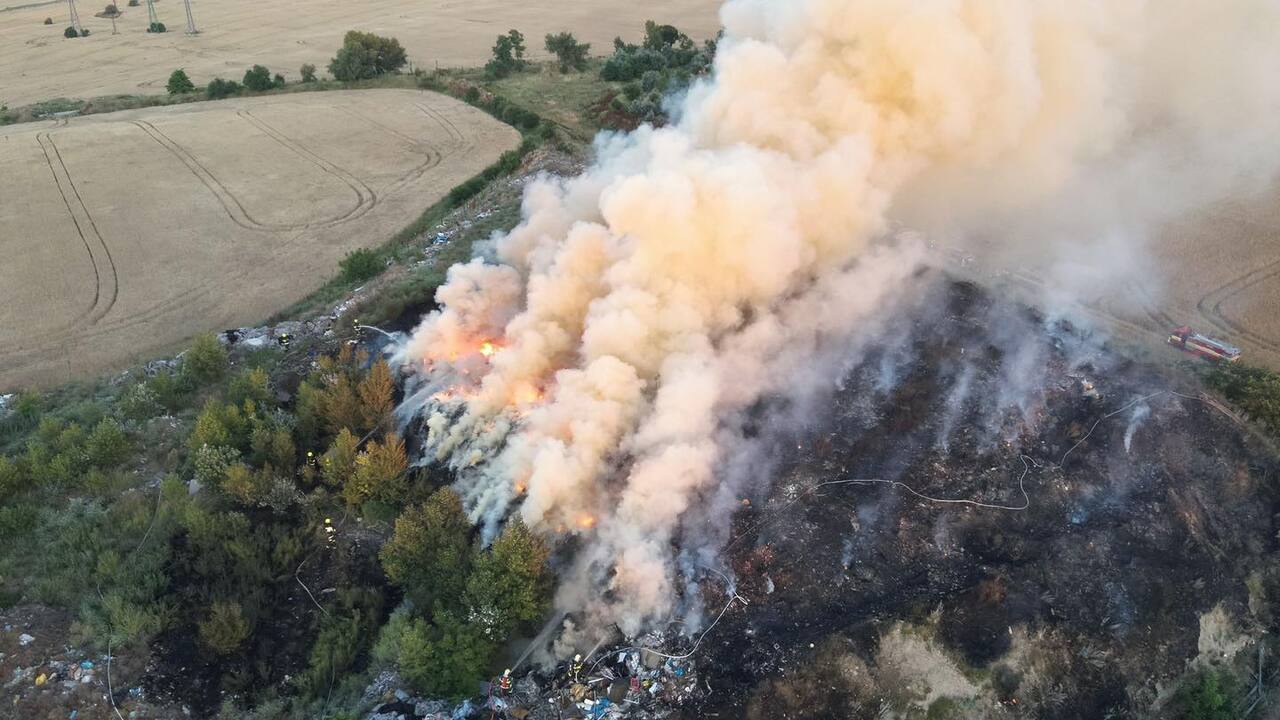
{"left": 324, "top": 517, "right": 336, "bottom": 544}
{"left": 277, "top": 332, "right": 291, "bottom": 348}
{"left": 570, "top": 654, "right": 584, "bottom": 683}
{"left": 497, "top": 668, "right": 512, "bottom": 696}
{"left": 305, "top": 450, "right": 319, "bottom": 468}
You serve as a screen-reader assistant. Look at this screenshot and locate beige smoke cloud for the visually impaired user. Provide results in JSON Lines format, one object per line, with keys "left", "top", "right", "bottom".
{"left": 396, "top": 0, "right": 1280, "bottom": 637}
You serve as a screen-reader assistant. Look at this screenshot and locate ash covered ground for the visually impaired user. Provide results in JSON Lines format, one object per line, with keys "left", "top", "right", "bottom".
{"left": 498, "top": 276, "right": 1280, "bottom": 720}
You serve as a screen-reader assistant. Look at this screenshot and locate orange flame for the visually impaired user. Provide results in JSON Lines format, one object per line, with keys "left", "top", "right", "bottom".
{"left": 576, "top": 514, "right": 597, "bottom": 530}
{"left": 479, "top": 342, "right": 496, "bottom": 358}
{"left": 511, "top": 382, "right": 543, "bottom": 406}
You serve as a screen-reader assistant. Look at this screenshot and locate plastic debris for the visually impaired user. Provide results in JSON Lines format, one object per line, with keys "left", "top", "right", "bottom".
{"left": 18, "top": 634, "right": 34, "bottom": 646}
{"left": 35, "top": 673, "right": 47, "bottom": 686}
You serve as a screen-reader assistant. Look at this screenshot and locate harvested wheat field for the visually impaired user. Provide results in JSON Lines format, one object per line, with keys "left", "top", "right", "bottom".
{"left": 0, "top": 89, "right": 520, "bottom": 390}
{"left": 0, "top": 0, "right": 720, "bottom": 109}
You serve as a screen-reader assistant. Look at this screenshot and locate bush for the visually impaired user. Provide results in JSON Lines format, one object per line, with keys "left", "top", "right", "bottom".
{"left": 329, "top": 31, "right": 407, "bottom": 81}
{"left": 545, "top": 32, "right": 591, "bottom": 72}
{"left": 127, "top": 0, "right": 138, "bottom": 5}
{"left": 199, "top": 600, "right": 250, "bottom": 655}
{"left": 1206, "top": 363, "right": 1280, "bottom": 438}
{"left": 166, "top": 68, "right": 194, "bottom": 95}
{"left": 227, "top": 367, "right": 272, "bottom": 408}
{"left": 242, "top": 64, "right": 273, "bottom": 92}
{"left": 380, "top": 489, "right": 471, "bottom": 611}
{"left": 206, "top": 78, "right": 242, "bottom": 100}
{"left": 300, "top": 63, "right": 317, "bottom": 82}
{"left": 1174, "top": 670, "right": 1239, "bottom": 720}
{"left": 64, "top": 25, "right": 79, "bottom": 39}
{"left": 85, "top": 418, "right": 131, "bottom": 468}
{"left": 484, "top": 29, "right": 528, "bottom": 79}
{"left": 182, "top": 333, "right": 228, "bottom": 385}
{"left": 339, "top": 247, "right": 382, "bottom": 283}
{"left": 44, "top": 17, "right": 53, "bottom": 24}
{"left": 147, "top": 21, "right": 165, "bottom": 33}
{"left": 272, "top": 73, "right": 285, "bottom": 87}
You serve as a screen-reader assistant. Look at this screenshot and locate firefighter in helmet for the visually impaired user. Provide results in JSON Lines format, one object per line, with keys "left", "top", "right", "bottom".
{"left": 497, "top": 668, "right": 512, "bottom": 695}
{"left": 277, "top": 332, "right": 292, "bottom": 348}
{"left": 570, "top": 654, "right": 584, "bottom": 683}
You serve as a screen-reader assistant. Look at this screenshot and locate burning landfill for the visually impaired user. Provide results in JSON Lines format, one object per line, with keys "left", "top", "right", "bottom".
{"left": 377, "top": 0, "right": 1280, "bottom": 716}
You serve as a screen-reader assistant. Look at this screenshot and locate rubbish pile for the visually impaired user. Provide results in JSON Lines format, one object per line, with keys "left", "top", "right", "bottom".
{"left": 491, "top": 644, "right": 705, "bottom": 720}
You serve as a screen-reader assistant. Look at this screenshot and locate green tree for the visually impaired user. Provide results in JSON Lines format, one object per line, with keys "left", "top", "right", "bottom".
{"left": 464, "top": 518, "right": 551, "bottom": 640}
{"left": 300, "top": 63, "right": 317, "bottom": 82}
{"left": 199, "top": 600, "right": 250, "bottom": 655}
{"left": 339, "top": 247, "right": 382, "bottom": 283}
{"left": 545, "top": 32, "right": 591, "bottom": 72}
{"left": 346, "top": 433, "right": 407, "bottom": 507}
{"left": 243, "top": 64, "right": 274, "bottom": 92}
{"left": 485, "top": 29, "right": 528, "bottom": 78}
{"left": 329, "top": 31, "right": 407, "bottom": 81}
{"left": 321, "top": 428, "right": 360, "bottom": 489}
{"left": 380, "top": 489, "right": 471, "bottom": 611}
{"left": 359, "top": 359, "right": 395, "bottom": 432}
{"left": 189, "top": 400, "right": 248, "bottom": 453}
{"left": 166, "top": 68, "right": 195, "bottom": 95}
{"left": 182, "top": 333, "right": 228, "bottom": 385}
{"left": 398, "top": 611, "right": 493, "bottom": 699}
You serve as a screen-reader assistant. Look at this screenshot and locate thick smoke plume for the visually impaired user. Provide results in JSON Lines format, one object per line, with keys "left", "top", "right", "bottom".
{"left": 395, "top": 0, "right": 1280, "bottom": 638}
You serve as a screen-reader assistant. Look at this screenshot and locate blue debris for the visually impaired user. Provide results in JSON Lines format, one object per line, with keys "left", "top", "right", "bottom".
{"left": 80, "top": 660, "right": 94, "bottom": 670}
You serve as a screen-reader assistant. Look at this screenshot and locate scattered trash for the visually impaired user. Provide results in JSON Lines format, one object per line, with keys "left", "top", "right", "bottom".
{"left": 35, "top": 673, "right": 47, "bottom": 686}
{"left": 18, "top": 633, "right": 34, "bottom": 646}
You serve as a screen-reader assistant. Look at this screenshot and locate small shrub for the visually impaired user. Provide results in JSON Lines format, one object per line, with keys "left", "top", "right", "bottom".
{"left": 199, "top": 600, "right": 250, "bottom": 655}
{"left": 166, "top": 68, "right": 195, "bottom": 95}
{"left": 182, "top": 333, "right": 228, "bottom": 385}
{"left": 1173, "top": 669, "right": 1239, "bottom": 720}
{"left": 127, "top": 0, "right": 138, "bottom": 5}
{"left": 300, "top": 63, "right": 317, "bottom": 82}
{"left": 339, "top": 247, "right": 382, "bottom": 283}
{"left": 272, "top": 73, "right": 285, "bottom": 87}
{"left": 545, "top": 32, "right": 591, "bottom": 72}
{"left": 85, "top": 418, "right": 131, "bottom": 468}
{"left": 205, "top": 78, "right": 242, "bottom": 100}
{"left": 64, "top": 25, "right": 80, "bottom": 39}
{"left": 242, "top": 64, "right": 273, "bottom": 92}
{"left": 398, "top": 611, "right": 493, "bottom": 699}
{"left": 147, "top": 21, "right": 165, "bottom": 33}
{"left": 44, "top": 17, "right": 53, "bottom": 24}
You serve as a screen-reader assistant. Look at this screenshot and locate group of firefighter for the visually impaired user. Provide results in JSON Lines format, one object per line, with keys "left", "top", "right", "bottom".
{"left": 493, "top": 653, "right": 587, "bottom": 698}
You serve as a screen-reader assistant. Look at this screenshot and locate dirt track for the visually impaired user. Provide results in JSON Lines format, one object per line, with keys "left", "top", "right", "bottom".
{"left": 0, "top": 89, "right": 519, "bottom": 390}
{"left": 0, "top": 0, "right": 720, "bottom": 109}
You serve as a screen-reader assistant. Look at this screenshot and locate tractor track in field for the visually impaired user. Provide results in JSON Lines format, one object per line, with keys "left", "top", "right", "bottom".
{"left": 236, "top": 109, "right": 377, "bottom": 225}
{"left": 36, "top": 130, "right": 118, "bottom": 326}
{"left": 1195, "top": 258, "right": 1280, "bottom": 354}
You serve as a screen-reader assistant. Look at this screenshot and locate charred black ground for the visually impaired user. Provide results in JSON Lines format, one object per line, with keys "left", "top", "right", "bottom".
{"left": 633, "top": 279, "right": 1280, "bottom": 719}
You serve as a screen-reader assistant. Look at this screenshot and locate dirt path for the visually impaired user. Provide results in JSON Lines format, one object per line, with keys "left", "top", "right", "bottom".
{"left": 0, "top": 0, "right": 721, "bottom": 109}
{"left": 0, "top": 89, "right": 520, "bottom": 390}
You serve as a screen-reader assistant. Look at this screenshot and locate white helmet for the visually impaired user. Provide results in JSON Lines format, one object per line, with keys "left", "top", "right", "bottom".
{"left": 574, "top": 654, "right": 582, "bottom": 662}
{"left": 503, "top": 668, "right": 511, "bottom": 677}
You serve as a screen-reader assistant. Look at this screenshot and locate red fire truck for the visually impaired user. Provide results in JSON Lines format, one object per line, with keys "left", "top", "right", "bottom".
{"left": 1167, "top": 326, "right": 1241, "bottom": 363}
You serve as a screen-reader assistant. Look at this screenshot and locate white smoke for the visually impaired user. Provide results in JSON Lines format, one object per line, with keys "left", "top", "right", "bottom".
{"left": 395, "top": 0, "right": 1280, "bottom": 638}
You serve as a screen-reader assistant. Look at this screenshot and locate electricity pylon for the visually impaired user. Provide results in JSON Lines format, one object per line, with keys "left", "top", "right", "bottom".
{"left": 67, "top": 0, "right": 82, "bottom": 34}
{"left": 182, "top": 0, "right": 197, "bottom": 34}
{"left": 145, "top": 0, "right": 160, "bottom": 29}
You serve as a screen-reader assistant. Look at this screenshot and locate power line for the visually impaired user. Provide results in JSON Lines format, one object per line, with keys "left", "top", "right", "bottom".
{"left": 182, "top": 0, "right": 197, "bottom": 34}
